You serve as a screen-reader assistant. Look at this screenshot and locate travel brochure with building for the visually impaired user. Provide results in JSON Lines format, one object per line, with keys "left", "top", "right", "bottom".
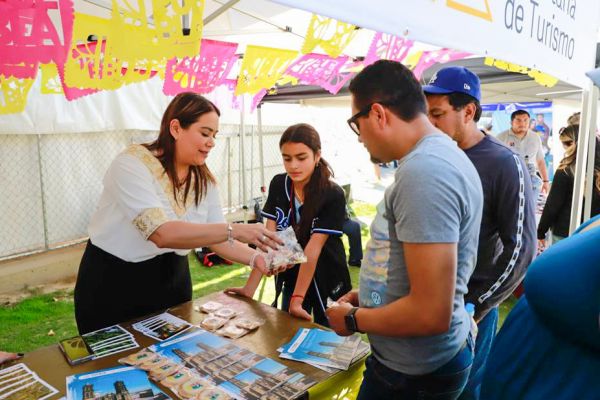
{"left": 132, "top": 312, "right": 194, "bottom": 342}
{"left": 149, "top": 330, "right": 316, "bottom": 400}
{"left": 65, "top": 366, "right": 170, "bottom": 400}
{"left": 278, "top": 328, "right": 367, "bottom": 371}
{"left": 0, "top": 363, "right": 58, "bottom": 400}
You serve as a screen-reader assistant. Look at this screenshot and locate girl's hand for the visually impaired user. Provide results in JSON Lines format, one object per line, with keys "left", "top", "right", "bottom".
{"left": 288, "top": 297, "right": 312, "bottom": 321}
{"left": 224, "top": 286, "right": 253, "bottom": 299}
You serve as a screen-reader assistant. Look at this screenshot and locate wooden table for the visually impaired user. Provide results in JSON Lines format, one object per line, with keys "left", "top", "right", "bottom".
{"left": 12, "top": 291, "right": 366, "bottom": 399}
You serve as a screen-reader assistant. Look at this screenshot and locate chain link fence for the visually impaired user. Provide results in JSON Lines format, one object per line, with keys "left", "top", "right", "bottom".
{"left": 0, "top": 124, "right": 286, "bottom": 260}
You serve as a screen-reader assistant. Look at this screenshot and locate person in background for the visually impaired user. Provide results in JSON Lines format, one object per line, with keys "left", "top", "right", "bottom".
{"left": 497, "top": 110, "right": 550, "bottom": 199}
{"left": 423, "top": 66, "right": 537, "bottom": 400}
{"left": 326, "top": 60, "right": 483, "bottom": 400}
{"left": 567, "top": 111, "right": 580, "bottom": 126}
{"left": 532, "top": 113, "right": 551, "bottom": 154}
{"left": 227, "top": 123, "right": 351, "bottom": 326}
{"left": 537, "top": 125, "right": 600, "bottom": 246}
{"left": 343, "top": 205, "right": 363, "bottom": 267}
{"left": 74, "top": 93, "right": 282, "bottom": 334}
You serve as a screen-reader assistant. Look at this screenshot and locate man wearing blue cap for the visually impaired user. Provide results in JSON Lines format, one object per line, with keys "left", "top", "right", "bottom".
{"left": 423, "top": 66, "right": 537, "bottom": 400}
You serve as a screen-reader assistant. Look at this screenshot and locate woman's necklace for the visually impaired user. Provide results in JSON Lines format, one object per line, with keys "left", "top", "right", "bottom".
{"left": 294, "top": 188, "right": 304, "bottom": 204}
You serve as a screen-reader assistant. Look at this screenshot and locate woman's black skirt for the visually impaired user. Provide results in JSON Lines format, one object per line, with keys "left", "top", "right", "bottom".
{"left": 74, "top": 241, "right": 191, "bottom": 334}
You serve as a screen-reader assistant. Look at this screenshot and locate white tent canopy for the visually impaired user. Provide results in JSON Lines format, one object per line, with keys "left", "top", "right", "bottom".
{"left": 270, "top": 0, "right": 600, "bottom": 230}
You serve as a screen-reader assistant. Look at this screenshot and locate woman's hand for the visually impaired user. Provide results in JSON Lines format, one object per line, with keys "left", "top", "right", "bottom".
{"left": 0, "top": 351, "right": 22, "bottom": 366}
{"left": 232, "top": 223, "right": 282, "bottom": 252}
{"left": 288, "top": 297, "right": 312, "bottom": 321}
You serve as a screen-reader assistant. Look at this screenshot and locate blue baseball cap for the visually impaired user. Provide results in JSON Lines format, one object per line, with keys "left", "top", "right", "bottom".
{"left": 423, "top": 66, "right": 481, "bottom": 102}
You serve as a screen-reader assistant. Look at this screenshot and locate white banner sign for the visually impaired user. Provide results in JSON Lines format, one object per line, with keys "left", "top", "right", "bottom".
{"left": 271, "top": 0, "right": 600, "bottom": 88}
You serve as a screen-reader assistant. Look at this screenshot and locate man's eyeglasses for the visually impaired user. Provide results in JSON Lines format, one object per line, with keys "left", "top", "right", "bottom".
{"left": 347, "top": 101, "right": 395, "bottom": 136}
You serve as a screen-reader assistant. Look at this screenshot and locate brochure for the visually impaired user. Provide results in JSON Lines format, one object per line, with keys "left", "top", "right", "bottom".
{"left": 278, "top": 328, "right": 364, "bottom": 370}
{"left": 65, "top": 366, "right": 170, "bottom": 400}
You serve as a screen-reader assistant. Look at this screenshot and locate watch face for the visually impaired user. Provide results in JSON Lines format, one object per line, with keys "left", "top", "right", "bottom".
{"left": 344, "top": 309, "right": 358, "bottom": 332}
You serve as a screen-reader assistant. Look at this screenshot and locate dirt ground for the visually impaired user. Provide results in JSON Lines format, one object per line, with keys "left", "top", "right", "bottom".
{"left": 0, "top": 278, "right": 76, "bottom": 306}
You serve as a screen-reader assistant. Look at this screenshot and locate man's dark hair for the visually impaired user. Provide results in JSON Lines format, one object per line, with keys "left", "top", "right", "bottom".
{"left": 511, "top": 109, "right": 530, "bottom": 121}
{"left": 446, "top": 92, "right": 482, "bottom": 122}
{"left": 349, "top": 60, "right": 427, "bottom": 122}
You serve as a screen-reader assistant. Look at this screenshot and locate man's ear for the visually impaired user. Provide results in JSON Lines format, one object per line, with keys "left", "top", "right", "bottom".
{"left": 463, "top": 103, "right": 477, "bottom": 123}
{"left": 169, "top": 119, "right": 181, "bottom": 140}
{"left": 371, "top": 103, "right": 389, "bottom": 130}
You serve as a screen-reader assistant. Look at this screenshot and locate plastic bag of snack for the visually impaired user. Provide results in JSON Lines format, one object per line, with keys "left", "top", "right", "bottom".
{"left": 119, "top": 349, "right": 154, "bottom": 366}
{"left": 137, "top": 356, "right": 169, "bottom": 371}
{"left": 198, "top": 388, "right": 233, "bottom": 400}
{"left": 200, "top": 315, "right": 228, "bottom": 331}
{"left": 213, "top": 307, "right": 237, "bottom": 320}
{"left": 177, "top": 378, "right": 214, "bottom": 399}
{"left": 215, "top": 324, "right": 249, "bottom": 339}
{"left": 233, "top": 317, "right": 265, "bottom": 331}
{"left": 160, "top": 369, "right": 193, "bottom": 389}
{"left": 149, "top": 361, "right": 182, "bottom": 381}
{"left": 264, "top": 226, "right": 307, "bottom": 269}
{"left": 198, "top": 301, "right": 223, "bottom": 313}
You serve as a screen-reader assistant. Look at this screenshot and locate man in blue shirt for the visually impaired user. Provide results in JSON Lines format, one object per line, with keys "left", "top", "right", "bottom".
{"left": 424, "top": 66, "right": 537, "bottom": 400}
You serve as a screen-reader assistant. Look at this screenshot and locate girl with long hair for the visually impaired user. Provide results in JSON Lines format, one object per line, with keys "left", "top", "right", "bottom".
{"left": 74, "top": 92, "right": 281, "bottom": 334}
{"left": 228, "top": 123, "right": 351, "bottom": 326}
{"left": 537, "top": 124, "right": 600, "bottom": 245}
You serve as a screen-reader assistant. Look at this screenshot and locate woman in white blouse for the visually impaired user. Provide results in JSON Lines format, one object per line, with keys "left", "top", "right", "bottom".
{"left": 74, "top": 92, "right": 281, "bottom": 334}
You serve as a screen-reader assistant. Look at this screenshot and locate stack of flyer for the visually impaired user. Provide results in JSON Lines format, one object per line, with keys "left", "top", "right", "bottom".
{"left": 0, "top": 363, "right": 58, "bottom": 400}
{"left": 278, "top": 328, "right": 370, "bottom": 372}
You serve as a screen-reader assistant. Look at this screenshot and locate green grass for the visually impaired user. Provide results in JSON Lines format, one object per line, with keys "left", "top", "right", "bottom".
{"left": 0, "top": 200, "right": 517, "bottom": 352}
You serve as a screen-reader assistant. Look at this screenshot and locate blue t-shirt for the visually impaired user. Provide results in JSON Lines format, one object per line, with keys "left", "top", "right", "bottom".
{"left": 362, "top": 133, "right": 483, "bottom": 375}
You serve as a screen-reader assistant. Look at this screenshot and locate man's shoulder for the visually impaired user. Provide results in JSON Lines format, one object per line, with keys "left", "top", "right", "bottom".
{"left": 526, "top": 130, "right": 543, "bottom": 143}
{"left": 482, "top": 135, "right": 520, "bottom": 159}
{"left": 496, "top": 130, "right": 510, "bottom": 140}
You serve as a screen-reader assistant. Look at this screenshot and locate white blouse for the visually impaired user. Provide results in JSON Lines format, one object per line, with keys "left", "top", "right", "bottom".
{"left": 88, "top": 144, "right": 225, "bottom": 262}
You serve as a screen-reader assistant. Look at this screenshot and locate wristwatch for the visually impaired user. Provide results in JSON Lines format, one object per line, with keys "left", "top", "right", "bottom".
{"left": 344, "top": 307, "right": 360, "bottom": 333}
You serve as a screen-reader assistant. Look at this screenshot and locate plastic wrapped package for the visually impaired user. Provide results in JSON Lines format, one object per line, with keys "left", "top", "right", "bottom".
{"left": 264, "top": 227, "right": 307, "bottom": 269}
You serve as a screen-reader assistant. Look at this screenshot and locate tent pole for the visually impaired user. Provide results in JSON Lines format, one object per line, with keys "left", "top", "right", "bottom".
{"left": 258, "top": 104, "right": 266, "bottom": 200}
{"left": 203, "top": 0, "right": 240, "bottom": 24}
{"left": 583, "top": 87, "right": 599, "bottom": 221}
{"left": 36, "top": 134, "right": 49, "bottom": 250}
{"left": 240, "top": 95, "right": 247, "bottom": 214}
{"left": 227, "top": 137, "right": 232, "bottom": 210}
{"left": 569, "top": 82, "right": 597, "bottom": 233}
{"left": 250, "top": 112, "right": 255, "bottom": 203}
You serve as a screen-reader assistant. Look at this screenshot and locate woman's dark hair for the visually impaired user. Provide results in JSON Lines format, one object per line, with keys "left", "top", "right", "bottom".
{"left": 558, "top": 124, "right": 579, "bottom": 173}
{"left": 558, "top": 124, "right": 600, "bottom": 193}
{"left": 144, "top": 92, "right": 220, "bottom": 206}
{"left": 280, "top": 123, "right": 334, "bottom": 243}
